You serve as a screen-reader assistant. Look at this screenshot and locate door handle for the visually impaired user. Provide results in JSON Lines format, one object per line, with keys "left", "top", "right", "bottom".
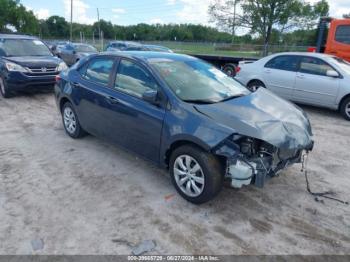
{"left": 105, "top": 95, "right": 120, "bottom": 104}
{"left": 296, "top": 74, "right": 305, "bottom": 79}
{"left": 71, "top": 82, "right": 81, "bottom": 88}
{"left": 264, "top": 70, "right": 271, "bottom": 74}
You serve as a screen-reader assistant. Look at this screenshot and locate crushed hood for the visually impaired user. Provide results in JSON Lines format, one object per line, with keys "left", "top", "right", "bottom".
{"left": 194, "top": 88, "right": 313, "bottom": 150}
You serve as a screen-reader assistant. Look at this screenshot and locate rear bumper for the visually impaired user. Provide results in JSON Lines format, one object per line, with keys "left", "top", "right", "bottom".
{"left": 5, "top": 71, "right": 58, "bottom": 91}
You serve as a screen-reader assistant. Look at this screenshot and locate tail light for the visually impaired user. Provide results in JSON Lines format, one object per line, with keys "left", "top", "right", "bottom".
{"left": 235, "top": 66, "right": 241, "bottom": 73}
{"left": 55, "top": 75, "right": 61, "bottom": 82}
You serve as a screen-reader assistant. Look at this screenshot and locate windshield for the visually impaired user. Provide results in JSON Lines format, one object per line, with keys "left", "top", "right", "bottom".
{"left": 74, "top": 44, "right": 97, "bottom": 53}
{"left": 332, "top": 57, "right": 350, "bottom": 75}
{"left": 0, "top": 39, "right": 52, "bottom": 57}
{"left": 151, "top": 59, "right": 250, "bottom": 103}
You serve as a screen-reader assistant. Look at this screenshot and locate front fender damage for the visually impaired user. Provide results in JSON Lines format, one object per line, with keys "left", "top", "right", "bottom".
{"left": 213, "top": 136, "right": 313, "bottom": 189}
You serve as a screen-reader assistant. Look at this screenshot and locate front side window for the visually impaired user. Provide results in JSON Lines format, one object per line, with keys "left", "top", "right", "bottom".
{"left": 0, "top": 39, "right": 52, "bottom": 57}
{"left": 114, "top": 59, "right": 159, "bottom": 98}
{"left": 335, "top": 25, "right": 350, "bottom": 44}
{"left": 299, "top": 57, "right": 333, "bottom": 76}
{"left": 150, "top": 59, "right": 249, "bottom": 103}
{"left": 83, "top": 58, "right": 114, "bottom": 85}
{"left": 265, "top": 55, "right": 299, "bottom": 72}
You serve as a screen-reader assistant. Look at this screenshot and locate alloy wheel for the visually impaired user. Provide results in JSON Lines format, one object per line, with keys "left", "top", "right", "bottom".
{"left": 63, "top": 107, "right": 77, "bottom": 134}
{"left": 346, "top": 102, "right": 350, "bottom": 119}
{"left": 173, "top": 155, "right": 205, "bottom": 197}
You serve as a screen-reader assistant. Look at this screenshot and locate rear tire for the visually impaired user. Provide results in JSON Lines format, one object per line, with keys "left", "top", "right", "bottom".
{"left": 247, "top": 80, "right": 265, "bottom": 92}
{"left": 169, "top": 145, "right": 224, "bottom": 204}
{"left": 223, "top": 64, "right": 237, "bottom": 77}
{"left": 0, "top": 76, "right": 13, "bottom": 98}
{"left": 340, "top": 96, "right": 350, "bottom": 121}
{"left": 62, "top": 102, "right": 86, "bottom": 138}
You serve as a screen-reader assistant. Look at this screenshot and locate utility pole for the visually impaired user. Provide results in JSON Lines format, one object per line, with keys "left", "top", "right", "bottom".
{"left": 97, "top": 8, "right": 101, "bottom": 50}
{"left": 70, "top": 0, "right": 73, "bottom": 42}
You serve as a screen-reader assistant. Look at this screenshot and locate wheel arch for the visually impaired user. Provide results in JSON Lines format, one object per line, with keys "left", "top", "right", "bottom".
{"left": 338, "top": 93, "right": 350, "bottom": 111}
{"left": 164, "top": 139, "right": 211, "bottom": 168}
{"left": 59, "top": 96, "right": 73, "bottom": 113}
{"left": 247, "top": 79, "right": 265, "bottom": 87}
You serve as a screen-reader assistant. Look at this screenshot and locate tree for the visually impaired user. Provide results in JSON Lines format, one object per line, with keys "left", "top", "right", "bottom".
{"left": 45, "top": 16, "right": 69, "bottom": 38}
{"left": 209, "top": 0, "right": 241, "bottom": 36}
{"left": 344, "top": 13, "right": 350, "bottom": 19}
{"left": 209, "top": 0, "right": 329, "bottom": 55}
{"left": 0, "top": 0, "right": 39, "bottom": 34}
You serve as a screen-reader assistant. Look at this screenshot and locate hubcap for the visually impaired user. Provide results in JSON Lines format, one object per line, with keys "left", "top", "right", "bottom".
{"left": 173, "top": 155, "right": 205, "bottom": 197}
{"left": 346, "top": 102, "right": 350, "bottom": 118}
{"left": 248, "top": 84, "right": 262, "bottom": 92}
{"left": 0, "top": 78, "right": 5, "bottom": 96}
{"left": 63, "top": 107, "right": 77, "bottom": 134}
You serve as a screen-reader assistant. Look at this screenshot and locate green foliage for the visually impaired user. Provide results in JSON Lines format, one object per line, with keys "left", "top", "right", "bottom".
{"left": 0, "top": 0, "right": 39, "bottom": 33}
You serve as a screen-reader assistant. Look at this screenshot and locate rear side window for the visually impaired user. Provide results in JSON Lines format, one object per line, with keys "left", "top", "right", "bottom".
{"left": 114, "top": 59, "right": 158, "bottom": 98}
{"left": 335, "top": 25, "right": 350, "bottom": 44}
{"left": 265, "top": 55, "right": 299, "bottom": 72}
{"left": 82, "top": 58, "right": 114, "bottom": 85}
{"left": 299, "top": 57, "right": 333, "bottom": 76}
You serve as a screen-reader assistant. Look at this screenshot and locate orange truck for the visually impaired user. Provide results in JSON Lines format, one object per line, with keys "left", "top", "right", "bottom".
{"left": 309, "top": 17, "right": 350, "bottom": 62}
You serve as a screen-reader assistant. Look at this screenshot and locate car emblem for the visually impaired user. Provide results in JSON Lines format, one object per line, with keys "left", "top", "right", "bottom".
{"left": 41, "top": 67, "right": 47, "bottom": 72}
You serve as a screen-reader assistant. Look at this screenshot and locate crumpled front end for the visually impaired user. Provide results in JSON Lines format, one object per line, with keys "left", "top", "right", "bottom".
{"left": 214, "top": 135, "right": 313, "bottom": 188}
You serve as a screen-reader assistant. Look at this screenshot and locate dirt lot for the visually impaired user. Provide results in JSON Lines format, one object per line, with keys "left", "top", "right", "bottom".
{"left": 0, "top": 91, "right": 349, "bottom": 255}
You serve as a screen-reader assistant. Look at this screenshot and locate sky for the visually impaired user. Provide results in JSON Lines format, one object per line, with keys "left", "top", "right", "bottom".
{"left": 21, "top": 0, "right": 350, "bottom": 27}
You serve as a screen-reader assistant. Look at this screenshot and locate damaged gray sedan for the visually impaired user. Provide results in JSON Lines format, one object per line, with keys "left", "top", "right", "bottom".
{"left": 55, "top": 52, "right": 313, "bottom": 204}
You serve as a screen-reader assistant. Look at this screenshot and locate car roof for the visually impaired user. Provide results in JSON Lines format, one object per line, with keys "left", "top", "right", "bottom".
{"left": 270, "top": 52, "right": 335, "bottom": 59}
{"left": 101, "top": 51, "right": 196, "bottom": 63}
{"left": 0, "top": 34, "right": 37, "bottom": 40}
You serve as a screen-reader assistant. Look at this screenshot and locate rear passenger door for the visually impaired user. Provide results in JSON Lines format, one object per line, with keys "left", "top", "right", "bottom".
{"left": 263, "top": 55, "right": 300, "bottom": 99}
{"left": 73, "top": 56, "right": 118, "bottom": 139}
{"left": 292, "top": 56, "right": 340, "bottom": 106}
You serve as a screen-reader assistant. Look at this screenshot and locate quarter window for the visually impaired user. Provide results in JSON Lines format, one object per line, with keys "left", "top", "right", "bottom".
{"left": 265, "top": 56, "right": 299, "bottom": 72}
{"left": 114, "top": 59, "right": 158, "bottom": 98}
{"left": 299, "top": 57, "right": 333, "bottom": 76}
{"left": 335, "top": 25, "right": 350, "bottom": 44}
{"left": 83, "top": 58, "right": 114, "bottom": 85}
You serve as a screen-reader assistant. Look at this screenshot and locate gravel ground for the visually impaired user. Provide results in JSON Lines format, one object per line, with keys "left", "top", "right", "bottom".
{"left": 0, "top": 91, "right": 349, "bottom": 255}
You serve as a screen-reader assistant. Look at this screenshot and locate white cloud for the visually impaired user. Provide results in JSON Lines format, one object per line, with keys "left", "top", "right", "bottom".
{"left": 175, "top": 0, "right": 215, "bottom": 25}
{"left": 112, "top": 8, "right": 126, "bottom": 14}
{"left": 167, "top": 0, "right": 177, "bottom": 5}
{"left": 35, "top": 8, "right": 50, "bottom": 20}
{"left": 149, "top": 18, "right": 164, "bottom": 24}
{"left": 63, "top": 0, "right": 95, "bottom": 25}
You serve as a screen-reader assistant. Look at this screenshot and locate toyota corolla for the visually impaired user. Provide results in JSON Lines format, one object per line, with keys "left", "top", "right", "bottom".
{"left": 55, "top": 52, "right": 314, "bottom": 204}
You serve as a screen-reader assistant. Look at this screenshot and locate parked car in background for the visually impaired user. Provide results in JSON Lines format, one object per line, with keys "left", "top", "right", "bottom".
{"left": 49, "top": 41, "right": 69, "bottom": 56}
{"left": 57, "top": 43, "right": 98, "bottom": 66}
{"left": 0, "top": 34, "right": 67, "bottom": 98}
{"left": 55, "top": 51, "right": 313, "bottom": 204}
{"left": 143, "top": 44, "right": 173, "bottom": 53}
{"left": 235, "top": 52, "right": 350, "bottom": 120}
{"left": 105, "top": 41, "right": 141, "bottom": 52}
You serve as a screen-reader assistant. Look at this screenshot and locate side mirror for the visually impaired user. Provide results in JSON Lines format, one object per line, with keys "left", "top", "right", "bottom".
{"left": 326, "top": 70, "right": 339, "bottom": 78}
{"left": 142, "top": 89, "right": 159, "bottom": 105}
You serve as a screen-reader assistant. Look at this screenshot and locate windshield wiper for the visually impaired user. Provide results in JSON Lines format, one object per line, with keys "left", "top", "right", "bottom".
{"left": 183, "top": 99, "right": 216, "bottom": 104}
{"left": 219, "top": 93, "right": 245, "bottom": 102}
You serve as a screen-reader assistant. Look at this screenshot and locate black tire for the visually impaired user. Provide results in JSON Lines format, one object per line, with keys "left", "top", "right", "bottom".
{"left": 340, "top": 96, "right": 350, "bottom": 121}
{"left": 247, "top": 80, "right": 265, "bottom": 92}
{"left": 223, "top": 64, "right": 237, "bottom": 77}
{"left": 0, "top": 76, "right": 13, "bottom": 98}
{"left": 61, "top": 102, "right": 86, "bottom": 138}
{"left": 169, "top": 145, "right": 224, "bottom": 204}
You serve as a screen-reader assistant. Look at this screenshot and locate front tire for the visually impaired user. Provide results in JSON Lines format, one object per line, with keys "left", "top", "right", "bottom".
{"left": 340, "top": 97, "right": 350, "bottom": 121}
{"left": 247, "top": 80, "right": 265, "bottom": 92}
{"left": 62, "top": 102, "right": 86, "bottom": 138}
{"left": 0, "top": 76, "right": 13, "bottom": 98}
{"left": 169, "top": 145, "right": 224, "bottom": 204}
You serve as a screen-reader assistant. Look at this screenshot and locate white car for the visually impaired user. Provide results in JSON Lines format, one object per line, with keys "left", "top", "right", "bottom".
{"left": 235, "top": 52, "right": 350, "bottom": 120}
